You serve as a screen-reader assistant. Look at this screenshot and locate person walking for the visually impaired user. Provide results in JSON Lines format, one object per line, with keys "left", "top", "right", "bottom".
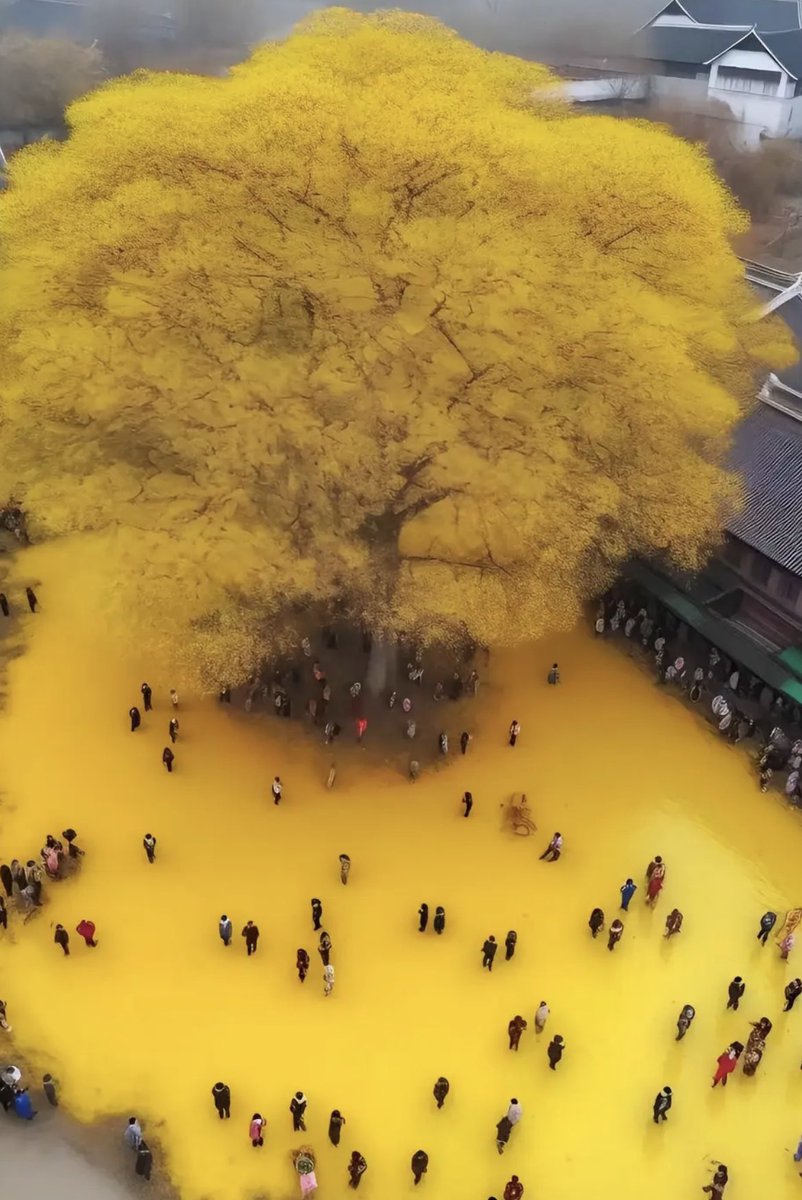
{"left": 168, "top": 717, "right": 178, "bottom": 744}
{"left": 348, "top": 1151, "right": 368, "bottom": 1189}
{"left": 438, "top": 731, "right": 448, "bottom": 756}
{"left": 482, "top": 935, "right": 498, "bottom": 971}
{"left": 241, "top": 920, "right": 259, "bottom": 956}
{"left": 54, "top": 924, "right": 70, "bottom": 956}
{"left": 462, "top": 791, "right": 473, "bottom": 818}
{"left": 142, "top": 833, "right": 156, "bottom": 864}
{"left": 702, "top": 1165, "right": 729, "bottom": 1198}
{"left": 433, "top": 906, "right": 446, "bottom": 935}
{"left": 271, "top": 776, "right": 282, "bottom": 805}
{"left": 645, "top": 856, "right": 666, "bottom": 906}
{"left": 323, "top": 963, "right": 335, "bottom": 996}
{"left": 134, "top": 1141, "right": 153, "bottom": 1180}
{"left": 297, "top": 948, "right": 310, "bottom": 982}
{"left": 607, "top": 919, "right": 624, "bottom": 951}
{"left": 664, "top": 909, "right": 683, "bottom": 938}
{"left": 219, "top": 915, "right": 232, "bottom": 947}
{"left": 508, "top": 719, "right": 521, "bottom": 747}
{"left": 411, "top": 1150, "right": 429, "bottom": 1186}
{"left": 676, "top": 1004, "right": 696, "bottom": 1040}
{"left": 589, "top": 908, "right": 605, "bottom": 938}
{"left": 141, "top": 682, "right": 152, "bottom": 711}
{"left": 652, "top": 1086, "right": 672, "bottom": 1123}
{"left": 129, "top": 706, "right": 141, "bottom": 733}
{"left": 620, "top": 878, "right": 637, "bottom": 911}
{"left": 508, "top": 1015, "right": 527, "bottom": 1051}
{"left": 507, "top": 1098, "right": 523, "bottom": 1125}
{"left": 124, "top": 1117, "right": 142, "bottom": 1150}
{"left": 460, "top": 731, "right": 471, "bottom": 755}
{"left": 757, "top": 910, "right": 777, "bottom": 945}
{"left": 290, "top": 1091, "right": 308, "bottom": 1132}
{"left": 433, "top": 1077, "right": 449, "bottom": 1108}
{"left": 339, "top": 853, "right": 351, "bottom": 885}
{"left": 0, "top": 862, "right": 11, "bottom": 899}
{"left": 42, "top": 1075, "right": 58, "bottom": 1107}
{"left": 212, "top": 1082, "right": 231, "bottom": 1119}
{"left": 170, "top": 689, "right": 179, "bottom": 709}
{"left": 249, "top": 1113, "right": 266, "bottom": 1147}
{"left": 784, "top": 978, "right": 802, "bottom": 1011}
{"left": 535, "top": 1001, "right": 550, "bottom": 1033}
{"left": 76, "top": 919, "right": 97, "bottom": 947}
{"left": 0, "top": 896, "right": 7, "bottom": 931}
{"left": 505, "top": 930, "right": 517, "bottom": 960}
{"left": 712, "top": 1045, "right": 740, "bottom": 1087}
{"left": 418, "top": 902, "right": 429, "bottom": 932}
{"left": 25, "top": 586, "right": 38, "bottom": 613}
{"left": 539, "top": 832, "right": 563, "bottom": 862}
{"left": 311, "top": 898, "right": 323, "bottom": 931}
{"left": 319, "top": 930, "right": 332, "bottom": 966}
{"left": 162, "top": 747, "right": 174, "bottom": 773}
{"left": 547, "top": 1035, "right": 564, "bottom": 1070}
{"left": 503, "top": 1175, "right": 524, "bottom": 1200}
{"left": 328, "top": 1109, "right": 346, "bottom": 1146}
{"left": 547, "top": 663, "right": 560, "bottom": 685}
{"left": 726, "top": 976, "right": 745, "bottom": 1010}
{"left": 0, "top": 594, "right": 9, "bottom": 617}
{"left": 496, "top": 1114, "right": 513, "bottom": 1155}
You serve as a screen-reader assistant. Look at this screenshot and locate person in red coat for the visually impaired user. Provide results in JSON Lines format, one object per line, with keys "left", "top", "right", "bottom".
{"left": 712, "top": 1043, "right": 742, "bottom": 1087}
{"left": 76, "top": 919, "right": 97, "bottom": 947}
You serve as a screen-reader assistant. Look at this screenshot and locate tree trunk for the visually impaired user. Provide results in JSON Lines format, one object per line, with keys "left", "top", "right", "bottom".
{"left": 366, "top": 634, "right": 397, "bottom": 696}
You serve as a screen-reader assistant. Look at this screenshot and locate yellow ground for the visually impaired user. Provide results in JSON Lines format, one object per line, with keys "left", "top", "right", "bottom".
{"left": 1, "top": 540, "right": 802, "bottom": 1200}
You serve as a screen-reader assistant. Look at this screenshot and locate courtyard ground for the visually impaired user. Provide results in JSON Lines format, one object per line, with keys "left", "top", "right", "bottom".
{"left": 1, "top": 538, "right": 802, "bottom": 1200}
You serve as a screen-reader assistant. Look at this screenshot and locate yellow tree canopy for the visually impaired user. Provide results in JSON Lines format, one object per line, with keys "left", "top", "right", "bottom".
{"left": 0, "top": 9, "right": 793, "bottom": 686}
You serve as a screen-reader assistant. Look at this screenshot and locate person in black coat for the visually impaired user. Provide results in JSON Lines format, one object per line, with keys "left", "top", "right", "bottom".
{"left": 482, "top": 936, "right": 498, "bottom": 971}
{"left": 290, "top": 1092, "right": 307, "bottom": 1131}
{"left": 212, "top": 1082, "right": 231, "bottom": 1119}
{"left": 0, "top": 594, "right": 9, "bottom": 617}
{"left": 311, "top": 898, "right": 323, "bottom": 931}
{"left": 141, "top": 682, "right": 152, "bottom": 711}
{"left": 0, "top": 896, "right": 6, "bottom": 930}
{"left": 433, "top": 1077, "right": 449, "bottom": 1108}
{"left": 129, "top": 706, "right": 141, "bottom": 732}
{"left": 242, "top": 921, "right": 259, "bottom": 956}
{"left": 589, "top": 908, "right": 605, "bottom": 938}
{"left": 54, "top": 925, "right": 70, "bottom": 956}
{"left": 297, "top": 948, "right": 310, "bottom": 982}
{"left": 0, "top": 863, "right": 12, "bottom": 898}
{"left": 418, "top": 903, "right": 429, "bottom": 932}
{"left": 505, "top": 930, "right": 517, "bottom": 960}
{"left": 25, "top": 586, "right": 38, "bottom": 613}
{"left": 433, "top": 906, "right": 446, "bottom": 935}
{"left": 726, "top": 977, "right": 745, "bottom": 1010}
{"left": 162, "top": 747, "right": 174, "bottom": 773}
{"left": 547, "top": 1034, "right": 564, "bottom": 1070}
{"left": 135, "top": 1141, "right": 153, "bottom": 1179}
{"left": 328, "top": 1109, "right": 346, "bottom": 1146}
{"left": 653, "top": 1086, "right": 672, "bottom": 1123}
{"left": 411, "top": 1150, "right": 429, "bottom": 1185}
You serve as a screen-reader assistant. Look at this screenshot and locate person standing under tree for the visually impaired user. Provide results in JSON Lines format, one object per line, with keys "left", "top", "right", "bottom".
{"left": 676, "top": 1004, "right": 695, "bottom": 1040}
{"left": 212, "top": 1082, "right": 231, "bottom": 1119}
{"left": 26, "top": 586, "right": 38, "bottom": 613}
{"left": 460, "top": 731, "right": 471, "bottom": 755}
{"left": 508, "top": 720, "right": 521, "bottom": 747}
{"left": 481, "top": 935, "right": 498, "bottom": 970}
{"left": 620, "top": 878, "right": 637, "bottom": 910}
{"left": 505, "top": 930, "right": 517, "bottom": 960}
{"left": 323, "top": 963, "right": 335, "bottom": 996}
{"left": 296, "top": 948, "right": 310, "bottom": 982}
{"left": 141, "top": 682, "right": 152, "bottom": 711}
{"left": 311, "top": 898, "right": 323, "bottom": 931}
{"left": 462, "top": 791, "right": 473, "bottom": 818}
{"left": 534, "top": 1001, "right": 550, "bottom": 1033}
{"left": 162, "top": 747, "right": 174, "bottom": 773}
{"left": 290, "top": 1092, "right": 308, "bottom": 1132}
{"left": 433, "top": 907, "right": 446, "bottom": 935}
{"left": 726, "top": 977, "right": 745, "bottom": 1010}
{"left": 503, "top": 1175, "right": 524, "bottom": 1200}
{"left": 589, "top": 908, "right": 605, "bottom": 938}
{"left": 757, "top": 911, "right": 777, "bottom": 945}
{"left": 218, "top": 915, "right": 232, "bottom": 947}
{"left": 328, "top": 1109, "right": 346, "bottom": 1146}
{"left": 339, "top": 854, "right": 351, "bottom": 885}
{"left": 547, "top": 663, "right": 560, "bottom": 685}
{"left": 418, "top": 903, "right": 429, "bottom": 932}
{"left": 129, "top": 706, "right": 141, "bottom": 732}
{"left": 784, "top": 978, "right": 802, "bottom": 1011}
{"left": 272, "top": 776, "right": 282, "bottom": 805}
{"left": 433, "top": 1077, "right": 449, "bottom": 1108}
{"left": 664, "top": 909, "right": 683, "bottom": 938}
{"left": 249, "top": 1114, "right": 266, "bottom": 1147}
{"left": 319, "top": 930, "right": 332, "bottom": 966}
{"left": 142, "top": 834, "right": 156, "bottom": 864}
{"left": 607, "top": 919, "right": 624, "bottom": 951}
{"left": 547, "top": 1035, "right": 564, "bottom": 1070}
{"left": 539, "top": 832, "right": 563, "bottom": 862}
{"left": 169, "top": 717, "right": 178, "bottom": 744}
{"left": 135, "top": 1141, "right": 152, "bottom": 1181}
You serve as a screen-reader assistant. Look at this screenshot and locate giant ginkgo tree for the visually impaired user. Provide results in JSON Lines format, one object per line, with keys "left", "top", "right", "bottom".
{"left": 0, "top": 9, "right": 792, "bottom": 686}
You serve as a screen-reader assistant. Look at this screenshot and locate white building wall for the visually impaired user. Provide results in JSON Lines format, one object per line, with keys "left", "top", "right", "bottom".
{"left": 712, "top": 47, "right": 786, "bottom": 72}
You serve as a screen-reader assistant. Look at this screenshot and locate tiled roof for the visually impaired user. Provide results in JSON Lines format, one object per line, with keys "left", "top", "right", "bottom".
{"left": 762, "top": 27, "right": 802, "bottom": 76}
{"left": 630, "top": 24, "right": 747, "bottom": 63}
{"left": 729, "top": 403, "right": 802, "bottom": 575}
{"left": 680, "top": 0, "right": 801, "bottom": 31}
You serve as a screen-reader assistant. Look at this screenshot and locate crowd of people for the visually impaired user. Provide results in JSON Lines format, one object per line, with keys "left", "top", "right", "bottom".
{"left": 595, "top": 590, "right": 802, "bottom": 804}
{"left": 2, "top": 626, "right": 801, "bottom": 1198}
